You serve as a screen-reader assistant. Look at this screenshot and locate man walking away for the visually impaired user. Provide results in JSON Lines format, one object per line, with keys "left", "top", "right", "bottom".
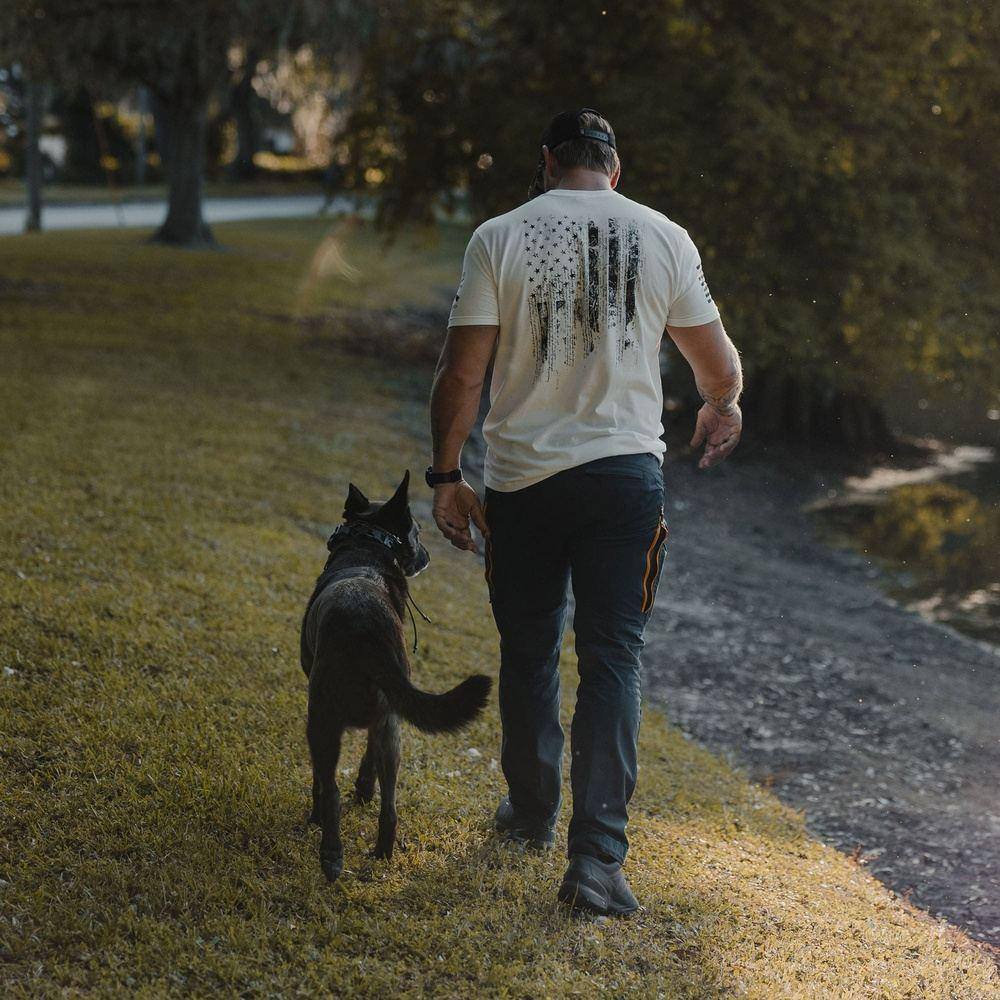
{"left": 427, "top": 109, "right": 743, "bottom": 915}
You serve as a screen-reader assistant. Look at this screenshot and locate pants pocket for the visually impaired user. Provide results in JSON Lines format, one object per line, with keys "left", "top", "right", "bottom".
{"left": 640, "top": 511, "right": 669, "bottom": 614}
{"left": 483, "top": 501, "right": 496, "bottom": 602}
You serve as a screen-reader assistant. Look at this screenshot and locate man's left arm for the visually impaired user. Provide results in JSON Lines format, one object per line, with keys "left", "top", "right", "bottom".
{"left": 666, "top": 318, "right": 744, "bottom": 469}
{"left": 429, "top": 325, "right": 498, "bottom": 552}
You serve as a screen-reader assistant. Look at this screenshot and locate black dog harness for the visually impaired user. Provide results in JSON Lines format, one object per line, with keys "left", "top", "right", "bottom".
{"left": 327, "top": 521, "right": 406, "bottom": 561}
{"left": 324, "top": 522, "right": 432, "bottom": 652}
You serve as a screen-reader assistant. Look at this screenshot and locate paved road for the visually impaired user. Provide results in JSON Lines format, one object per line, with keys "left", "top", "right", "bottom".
{"left": 0, "top": 195, "right": 337, "bottom": 236}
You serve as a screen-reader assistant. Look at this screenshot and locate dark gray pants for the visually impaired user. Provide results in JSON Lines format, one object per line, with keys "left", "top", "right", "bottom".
{"left": 484, "top": 452, "right": 667, "bottom": 863}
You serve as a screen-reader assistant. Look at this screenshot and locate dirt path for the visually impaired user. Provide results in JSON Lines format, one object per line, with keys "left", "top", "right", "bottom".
{"left": 454, "top": 373, "right": 999, "bottom": 948}
{"left": 640, "top": 446, "right": 1000, "bottom": 947}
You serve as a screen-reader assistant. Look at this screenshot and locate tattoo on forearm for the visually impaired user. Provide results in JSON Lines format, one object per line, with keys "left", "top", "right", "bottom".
{"left": 697, "top": 343, "right": 744, "bottom": 415}
{"left": 698, "top": 377, "right": 742, "bottom": 416}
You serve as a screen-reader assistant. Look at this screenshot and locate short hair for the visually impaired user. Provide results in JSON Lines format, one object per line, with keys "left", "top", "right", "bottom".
{"left": 550, "top": 111, "right": 620, "bottom": 177}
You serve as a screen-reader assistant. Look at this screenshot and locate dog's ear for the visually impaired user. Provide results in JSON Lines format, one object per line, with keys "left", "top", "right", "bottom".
{"left": 381, "top": 470, "right": 411, "bottom": 519}
{"left": 343, "top": 482, "right": 370, "bottom": 519}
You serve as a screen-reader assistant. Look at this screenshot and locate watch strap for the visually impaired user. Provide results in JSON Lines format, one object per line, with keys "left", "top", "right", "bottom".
{"left": 425, "top": 466, "right": 463, "bottom": 487}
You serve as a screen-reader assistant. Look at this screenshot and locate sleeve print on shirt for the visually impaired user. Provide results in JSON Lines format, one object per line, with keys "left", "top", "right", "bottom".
{"left": 696, "top": 262, "right": 714, "bottom": 305}
{"left": 453, "top": 269, "right": 465, "bottom": 307}
{"left": 522, "top": 215, "right": 645, "bottom": 383}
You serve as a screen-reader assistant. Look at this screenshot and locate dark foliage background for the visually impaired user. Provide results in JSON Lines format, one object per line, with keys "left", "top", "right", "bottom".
{"left": 1, "top": 0, "right": 997, "bottom": 444}
{"left": 345, "top": 0, "right": 1000, "bottom": 444}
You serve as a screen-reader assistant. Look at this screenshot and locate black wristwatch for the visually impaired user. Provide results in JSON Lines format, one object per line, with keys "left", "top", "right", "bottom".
{"left": 425, "top": 466, "right": 463, "bottom": 488}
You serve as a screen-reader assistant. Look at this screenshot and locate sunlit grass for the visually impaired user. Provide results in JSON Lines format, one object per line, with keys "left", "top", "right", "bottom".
{"left": 0, "top": 221, "right": 995, "bottom": 996}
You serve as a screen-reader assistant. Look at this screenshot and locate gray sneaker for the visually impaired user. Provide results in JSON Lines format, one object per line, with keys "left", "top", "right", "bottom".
{"left": 557, "top": 853, "right": 640, "bottom": 916}
{"left": 494, "top": 796, "right": 556, "bottom": 850}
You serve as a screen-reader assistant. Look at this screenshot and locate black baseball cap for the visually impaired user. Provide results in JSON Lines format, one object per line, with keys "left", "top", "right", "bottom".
{"left": 541, "top": 108, "right": 616, "bottom": 151}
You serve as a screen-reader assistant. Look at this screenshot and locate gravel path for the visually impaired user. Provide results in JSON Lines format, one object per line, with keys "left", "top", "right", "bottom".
{"left": 641, "top": 447, "right": 1000, "bottom": 947}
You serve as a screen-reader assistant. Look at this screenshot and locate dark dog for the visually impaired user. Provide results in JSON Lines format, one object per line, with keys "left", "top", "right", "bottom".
{"left": 300, "top": 470, "right": 491, "bottom": 881}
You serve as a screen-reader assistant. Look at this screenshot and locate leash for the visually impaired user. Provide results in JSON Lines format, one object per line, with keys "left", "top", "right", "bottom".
{"left": 404, "top": 592, "right": 433, "bottom": 654}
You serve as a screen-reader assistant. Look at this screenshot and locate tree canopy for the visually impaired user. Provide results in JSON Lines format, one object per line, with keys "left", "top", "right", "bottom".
{"left": 345, "top": 0, "right": 1000, "bottom": 437}
{"left": 1, "top": 0, "right": 995, "bottom": 439}
{"left": 1, "top": 0, "right": 361, "bottom": 243}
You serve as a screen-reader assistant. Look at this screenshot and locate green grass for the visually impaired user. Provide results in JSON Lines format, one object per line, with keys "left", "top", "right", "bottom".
{"left": 1, "top": 220, "right": 996, "bottom": 998}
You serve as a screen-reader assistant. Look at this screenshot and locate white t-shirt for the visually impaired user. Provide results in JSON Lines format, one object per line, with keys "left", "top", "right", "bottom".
{"left": 448, "top": 188, "right": 720, "bottom": 492}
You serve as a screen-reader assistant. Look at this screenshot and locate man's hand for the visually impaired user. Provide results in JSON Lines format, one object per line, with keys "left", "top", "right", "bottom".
{"left": 432, "top": 480, "right": 490, "bottom": 552}
{"left": 690, "top": 403, "right": 742, "bottom": 470}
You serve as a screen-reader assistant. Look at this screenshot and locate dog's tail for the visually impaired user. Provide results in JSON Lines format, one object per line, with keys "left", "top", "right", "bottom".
{"left": 373, "top": 646, "right": 491, "bottom": 734}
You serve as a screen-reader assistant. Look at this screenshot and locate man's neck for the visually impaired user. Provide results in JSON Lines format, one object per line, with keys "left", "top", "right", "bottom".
{"left": 551, "top": 169, "right": 613, "bottom": 192}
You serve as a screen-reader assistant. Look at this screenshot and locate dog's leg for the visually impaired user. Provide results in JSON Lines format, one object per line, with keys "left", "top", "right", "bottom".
{"left": 308, "top": 774, "right": 322, "bottom": 825}
{"left": 372, "top": 712, "right": 401, "bottom": 860}
{"left": 355, "top": 735, "right": 376, "bottom": 804}
{"left": 307, "top": 708, "right": 344, "bottom": 882}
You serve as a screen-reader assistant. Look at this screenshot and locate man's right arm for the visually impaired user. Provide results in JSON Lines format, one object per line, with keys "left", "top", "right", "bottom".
{"left": 665, "top": 318, "right": 744, "bottom": 469}
{"left": 432, "top": 226, "right": 500, "bottom": 550}
{"left": 429, "top": 325, "right": 498, "bottom": 552}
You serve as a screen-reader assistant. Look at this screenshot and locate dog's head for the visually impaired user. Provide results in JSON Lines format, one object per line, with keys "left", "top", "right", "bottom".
{"left": 341, "top": 470, "right": 430, "bottom": 577}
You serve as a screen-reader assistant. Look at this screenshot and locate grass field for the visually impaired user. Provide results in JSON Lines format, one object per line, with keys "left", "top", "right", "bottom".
{"left": 1, "top": 219, "right": 996, "bottom": 997}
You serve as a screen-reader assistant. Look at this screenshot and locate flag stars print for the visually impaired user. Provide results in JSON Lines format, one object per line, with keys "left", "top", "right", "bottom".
{"left": 521, "top": 215, "right": 645, "bottom": 383}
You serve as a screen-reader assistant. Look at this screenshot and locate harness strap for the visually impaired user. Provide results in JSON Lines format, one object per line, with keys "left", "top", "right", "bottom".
{"left": 324, "top": 522, "right": 433, "bottom": 654}
{"left": 327, "top": 521, "right": 405, "bottom": 561}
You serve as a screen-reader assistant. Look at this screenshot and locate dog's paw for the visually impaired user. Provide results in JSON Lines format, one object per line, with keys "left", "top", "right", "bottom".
{"left": 354, "top": 782, "right": 375, "bottom": 805}
{"left": 371, "top": 843, "right": 394, "bottom": 862}
{"left": 321, "top": 851, "right": 344, "bottom": 882}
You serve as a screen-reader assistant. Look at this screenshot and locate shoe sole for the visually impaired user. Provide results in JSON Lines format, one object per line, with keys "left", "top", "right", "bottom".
{"left": 496, "top": 828, "right": 555, "bottom": 851}
{"left": 557, "top": 880, "right": 639, "bottom": 917}
{"left": 494, "top": 811, "right": 556, "bottom": 851}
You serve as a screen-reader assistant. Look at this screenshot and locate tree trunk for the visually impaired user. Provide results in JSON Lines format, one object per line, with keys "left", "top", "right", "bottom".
{"left": 24, "top": 80, "right": 44, "bottom": 233}
{"left": 151, "top": 93, "right": 215, "bottom": 247}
